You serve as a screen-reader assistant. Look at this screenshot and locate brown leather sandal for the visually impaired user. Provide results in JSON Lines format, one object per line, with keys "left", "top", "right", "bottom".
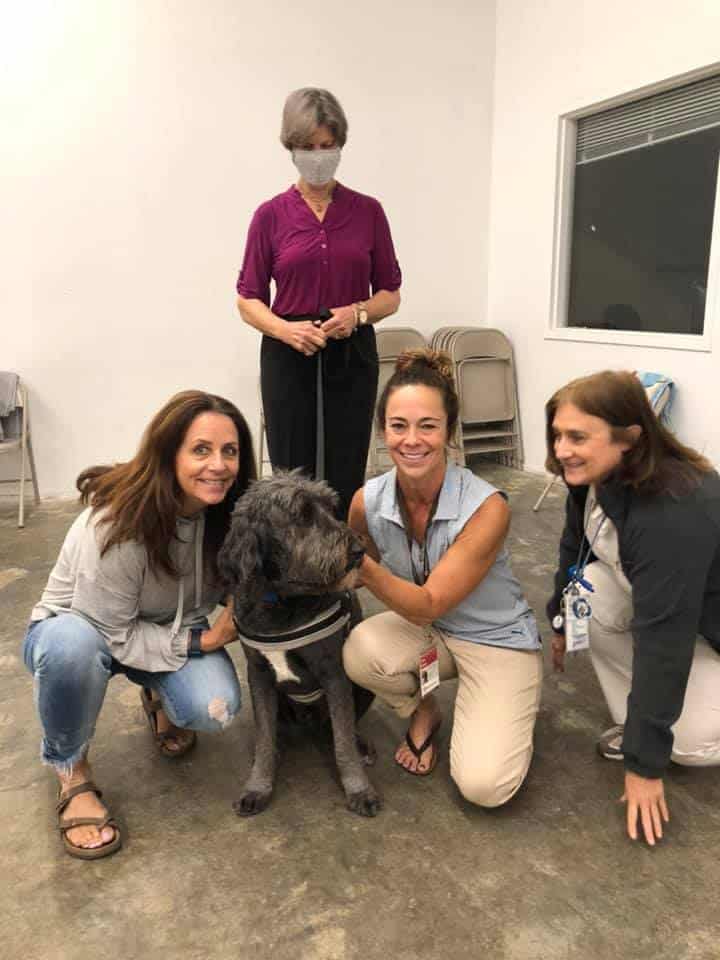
{"left": 140, "top": 687, "right": 197, "bottom": 758}
{"left": 57, "top": 781, "right": 122, "bottom": 860}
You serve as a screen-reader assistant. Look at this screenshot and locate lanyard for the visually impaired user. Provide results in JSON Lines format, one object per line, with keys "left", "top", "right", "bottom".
{"left": 398, "top": 489, "right": 440, "bottom": 587}
{"left": 568, "top": 511, "right": 606, "bottom": 592}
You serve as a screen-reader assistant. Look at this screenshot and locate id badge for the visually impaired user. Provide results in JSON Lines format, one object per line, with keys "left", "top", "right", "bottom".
{"left": 419, "top": 645, "right": 440, "bottom": 698}
{"left": 563, "top": 586, "right": 592, "bottom": 653}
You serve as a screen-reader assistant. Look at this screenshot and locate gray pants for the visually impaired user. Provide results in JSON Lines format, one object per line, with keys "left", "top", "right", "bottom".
{"left": 587, "top": 559, "right": 720, "bottom": 766}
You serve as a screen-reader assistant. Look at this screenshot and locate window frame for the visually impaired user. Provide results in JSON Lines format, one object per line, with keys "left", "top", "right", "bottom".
{"left": 547, "top": 68, "right": 720, "bottom": 354}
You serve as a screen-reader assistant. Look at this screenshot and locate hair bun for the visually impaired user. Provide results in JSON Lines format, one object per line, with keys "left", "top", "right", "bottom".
{"left": 395, "top": 348, "right": 454, "bottom": 383}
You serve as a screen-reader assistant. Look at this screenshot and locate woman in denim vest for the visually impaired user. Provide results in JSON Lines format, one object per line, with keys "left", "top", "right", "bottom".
{"left": 343, "top": 350, "right": 542, "bottom": 807}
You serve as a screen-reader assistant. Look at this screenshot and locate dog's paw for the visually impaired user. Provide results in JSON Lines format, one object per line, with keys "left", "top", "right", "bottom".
{"left": 346, "top": 787, "right": 381, "bottom": 818}
{"left": 232, "top": 789, "right": 273, "bottom": 817}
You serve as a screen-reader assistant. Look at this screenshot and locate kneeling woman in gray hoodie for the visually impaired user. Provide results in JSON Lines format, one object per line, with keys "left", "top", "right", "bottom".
{"left": 23, "top": 390, "right": 255, "bottom": 859}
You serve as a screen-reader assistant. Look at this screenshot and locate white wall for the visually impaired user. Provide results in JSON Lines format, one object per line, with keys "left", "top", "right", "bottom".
{"left": 488, "top": 0, "right": 720, "bottom": 473}
{"left": 3, "top": 0, "right": 496, "bottom": 497}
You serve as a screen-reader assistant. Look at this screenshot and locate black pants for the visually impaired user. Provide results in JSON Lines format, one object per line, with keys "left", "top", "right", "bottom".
{"left": 260, "top": 319, "right": 379, "bottom": 520}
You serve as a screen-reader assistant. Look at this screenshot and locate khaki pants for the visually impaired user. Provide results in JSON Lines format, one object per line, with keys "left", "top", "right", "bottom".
{"left": 343, "top": 612, "right": 543, "bottom": 807}
{"left": 587, "top": 559, "right": 720, "bottom": 766}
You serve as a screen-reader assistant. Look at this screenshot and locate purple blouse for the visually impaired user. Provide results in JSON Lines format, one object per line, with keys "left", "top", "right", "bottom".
{"left": 236, "top": 183, "right": 401, "bottom": 316}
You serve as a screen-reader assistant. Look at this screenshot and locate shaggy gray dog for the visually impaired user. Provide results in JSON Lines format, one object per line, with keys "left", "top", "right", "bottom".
{"left": 218, "top": 472, "right": 381, "bottom": 818}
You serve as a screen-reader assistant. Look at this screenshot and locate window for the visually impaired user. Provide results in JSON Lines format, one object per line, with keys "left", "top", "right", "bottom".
{"left": 550, "top": 73, "right": 720, "bottom": 350}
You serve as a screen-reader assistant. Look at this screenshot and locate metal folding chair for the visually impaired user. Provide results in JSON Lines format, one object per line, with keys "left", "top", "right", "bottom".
{"left": 436, "top": 328, "right": 523, "bottom": 468}
{"left": 0, "top": 376, "right": 41, "bottom": 527}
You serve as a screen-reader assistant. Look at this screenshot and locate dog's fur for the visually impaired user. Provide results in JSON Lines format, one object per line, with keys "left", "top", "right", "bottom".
{"left": 218, "top": 471, "right": 380, "bottom": 818}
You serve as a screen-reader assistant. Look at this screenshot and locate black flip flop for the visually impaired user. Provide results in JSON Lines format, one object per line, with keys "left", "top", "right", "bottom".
{"left": 398, "top": 721, "right": 441, "bottom": 777}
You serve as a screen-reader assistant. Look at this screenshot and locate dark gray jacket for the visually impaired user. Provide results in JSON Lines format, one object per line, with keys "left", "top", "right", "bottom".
{"left": 548, "top": 470, "right": 720, "bottom": 779}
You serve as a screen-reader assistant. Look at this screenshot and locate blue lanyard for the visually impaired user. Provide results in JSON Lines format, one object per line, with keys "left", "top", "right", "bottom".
{"left": 568, "top": 514, "right": 606, "bottom": 592}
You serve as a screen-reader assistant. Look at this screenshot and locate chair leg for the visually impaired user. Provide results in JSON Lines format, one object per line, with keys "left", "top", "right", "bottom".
{"left": 366, "top": 424, "right": 378, "bottom": 478}
{"left": 456, "top": 423, "right": 466, "bottom": 467}
{"left": 257, "top": 413, "right": 265, "bottom": 478}
{"left": 532, "top": 475, "right": 558, "bottom": 512}
{"left": 27, "top": 433, "right": 40, "bottom": 503}
{"left": 18, "top": 439, "right": 27, "bottom": 529}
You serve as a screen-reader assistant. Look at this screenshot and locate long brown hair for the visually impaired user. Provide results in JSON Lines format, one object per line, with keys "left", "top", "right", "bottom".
{"left": 377, "top": 349, "right": 459, "bottom": 444}
{"left": 77, "top": 390, "right": 256, "bottom": 577}
{"left": 545, "top": 371, "right": 711, "bottom": 495}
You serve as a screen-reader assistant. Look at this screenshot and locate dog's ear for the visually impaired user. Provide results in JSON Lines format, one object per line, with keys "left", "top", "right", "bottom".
{"left": 218, "top": 518, "right": 286, "bottom": 595}
{"left": 255, "top": 518, "right": 287, "bottom": 581}
{"left": 217, "top": 524, "right": 266, "bottom": 605}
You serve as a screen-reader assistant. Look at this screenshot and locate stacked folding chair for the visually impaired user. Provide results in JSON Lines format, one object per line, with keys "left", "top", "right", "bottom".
{"left": 430, "top": 328, "right": 523, "bottom": 468}
{"left": 367, "top": 327, "right": 428, "bottom": 476}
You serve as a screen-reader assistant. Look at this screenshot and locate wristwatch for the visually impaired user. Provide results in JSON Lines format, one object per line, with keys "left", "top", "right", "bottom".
{"left": 357, "top": 303, "right": 369, "bottom": 326}
{"left": 187, "top": 627, "right": 205, "bottom": 657}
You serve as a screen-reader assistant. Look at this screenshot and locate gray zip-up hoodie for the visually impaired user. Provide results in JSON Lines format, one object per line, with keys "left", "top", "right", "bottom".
{"left": 31, "top": 507, "right": 222, "bottom": 671}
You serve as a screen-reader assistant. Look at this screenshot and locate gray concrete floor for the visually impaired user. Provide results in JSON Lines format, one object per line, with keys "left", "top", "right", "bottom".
{"left": 2, "top": 466, "right": 719, "bottom": 960}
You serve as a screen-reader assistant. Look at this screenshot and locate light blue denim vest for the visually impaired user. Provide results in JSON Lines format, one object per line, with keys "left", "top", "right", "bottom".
{"left": 364, "top": 464, "right": 540, "bottom": 650}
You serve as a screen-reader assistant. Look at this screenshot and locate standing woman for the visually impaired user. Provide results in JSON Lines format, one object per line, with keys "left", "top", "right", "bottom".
{"left": 343, "top": 351, "right": 542, "bottom": 806}
{"left": 236, "top": 87, "right": 402, "bottom": 519}
{"left": 23, "top": 391, "right": 255, "bottom": 859}
{"left": 546, "top": 371, "right": 720, "bottom": 846}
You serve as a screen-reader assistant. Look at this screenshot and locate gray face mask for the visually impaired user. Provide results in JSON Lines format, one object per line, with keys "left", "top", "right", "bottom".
{"left": 292, "top": 146, "right": 342, "bottom": 186}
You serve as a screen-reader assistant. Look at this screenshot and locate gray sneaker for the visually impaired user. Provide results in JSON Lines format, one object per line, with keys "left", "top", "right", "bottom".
{"left": 597, "top": 724, "right": 624, "bottom": 760}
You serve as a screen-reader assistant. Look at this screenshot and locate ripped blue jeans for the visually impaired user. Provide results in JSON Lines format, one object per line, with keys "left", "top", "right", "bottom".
{"left": 23, "top": 614, "right": 242, "bottom": 773}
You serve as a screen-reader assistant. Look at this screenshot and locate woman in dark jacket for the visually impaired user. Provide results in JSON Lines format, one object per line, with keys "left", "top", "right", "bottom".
{"left": 546, "top": 370, "right": 720, "bottom": 846}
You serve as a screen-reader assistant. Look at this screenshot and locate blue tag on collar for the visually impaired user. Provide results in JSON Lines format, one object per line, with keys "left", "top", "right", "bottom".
{"left": 263, "top": 590, "right": 279, "bottom": 604}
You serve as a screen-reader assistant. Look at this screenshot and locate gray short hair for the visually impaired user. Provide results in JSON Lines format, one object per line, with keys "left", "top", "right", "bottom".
{"left": 280, "top": 88, "right": 348, "bottom": 150}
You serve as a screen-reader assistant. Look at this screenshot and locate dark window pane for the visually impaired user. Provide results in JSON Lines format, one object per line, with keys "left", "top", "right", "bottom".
{"left": 567, "top": 127, "right": 720, "bottom": 335}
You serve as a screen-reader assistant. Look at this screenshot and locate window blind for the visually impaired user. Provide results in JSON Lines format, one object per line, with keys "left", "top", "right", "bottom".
{"left": 576, "top": 74, "right": 720, "bottom": 164}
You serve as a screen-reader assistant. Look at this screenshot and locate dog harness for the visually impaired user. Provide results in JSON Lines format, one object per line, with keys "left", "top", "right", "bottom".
{"left": 233, "top": 599, "right": 350, "bottom": 653}
{"left": 234, "top": 599, "right": 351, "bottom": 706}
